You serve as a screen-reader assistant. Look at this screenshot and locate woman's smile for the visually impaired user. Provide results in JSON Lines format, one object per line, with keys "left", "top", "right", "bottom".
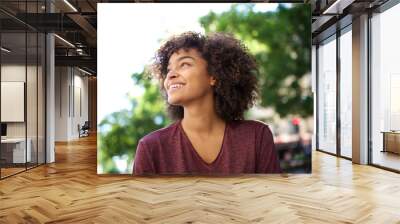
{"left": 168, "top": 83, "right": 185, "bottom": 93}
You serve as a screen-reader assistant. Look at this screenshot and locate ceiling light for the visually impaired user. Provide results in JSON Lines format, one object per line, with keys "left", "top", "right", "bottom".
{"left": 54, "top": 34, "right": 75, "bottom": 48}
{"left": 63, "top": 0, "right": 78, "bottom": 12}
{"left": 1, "top": 47, "right": 11, "bottom": 53}
{"left": 323, "top": 0, "right": 355, "bottom": 15}
{"left": 78, "top": 67, "right": 92, "bottom": 76}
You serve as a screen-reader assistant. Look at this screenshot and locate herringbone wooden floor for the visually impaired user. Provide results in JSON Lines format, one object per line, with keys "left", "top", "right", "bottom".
{"left": 1, "top": 135, "right": 400, "bottom": 223}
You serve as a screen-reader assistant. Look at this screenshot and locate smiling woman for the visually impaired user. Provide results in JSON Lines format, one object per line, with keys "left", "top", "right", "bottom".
{"left": 133, "top": 31, "right": 281, "bottom": 175}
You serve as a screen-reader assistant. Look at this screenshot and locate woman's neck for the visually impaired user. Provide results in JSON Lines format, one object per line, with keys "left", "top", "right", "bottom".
{"left": 181, "top": 96, "right": 225, "bottom": 135}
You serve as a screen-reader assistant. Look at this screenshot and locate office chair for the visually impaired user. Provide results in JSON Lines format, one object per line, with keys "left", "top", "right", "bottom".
{"left": 79, "top": 121, "right": 90, "bottom": 138}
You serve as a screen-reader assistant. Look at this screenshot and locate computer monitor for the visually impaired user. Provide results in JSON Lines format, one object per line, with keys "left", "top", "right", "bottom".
{"left": 1, "top": 123, "right": 7, "bottom": 137}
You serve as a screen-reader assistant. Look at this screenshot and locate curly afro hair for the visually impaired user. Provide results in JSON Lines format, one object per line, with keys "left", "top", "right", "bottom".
{"left": 152, "top": 31, "right": 259, "bottom": 122}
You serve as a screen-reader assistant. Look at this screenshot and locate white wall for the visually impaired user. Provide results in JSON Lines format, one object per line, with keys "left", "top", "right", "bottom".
{"left": 72, "top": 72, "right": 89, "bottom": 138}
{"left": 55, "top": 66, "right": 69, "bottom": 141}
{"left": 1, "top": 65, "right": 26, "bottom": 130}
{"left": 55, "top": 67, "right": 89, "bottom": 141}
{"left": 1, "top": 65, "right": 38, "bottom": 138}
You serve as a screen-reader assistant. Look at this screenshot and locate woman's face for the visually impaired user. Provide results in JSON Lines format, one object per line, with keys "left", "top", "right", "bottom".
{"left": 163, "top": 48, "right": 215, "bottom": 106}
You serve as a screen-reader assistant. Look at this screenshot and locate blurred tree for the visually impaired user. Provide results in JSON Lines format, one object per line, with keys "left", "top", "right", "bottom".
{"left": 98, "top": 70, "right": 171, "bottom": 173}
{"left": 200, "top": 3, "right": 312, "bottom": 118}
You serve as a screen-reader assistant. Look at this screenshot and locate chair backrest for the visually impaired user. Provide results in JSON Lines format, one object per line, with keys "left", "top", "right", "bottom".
{"left": 82, "top": 121, "right": 90, "bottom": 129}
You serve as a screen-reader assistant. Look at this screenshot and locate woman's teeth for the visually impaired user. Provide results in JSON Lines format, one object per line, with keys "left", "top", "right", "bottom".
{"left": 170, "top": 84, "right": 183, "bottom": 90}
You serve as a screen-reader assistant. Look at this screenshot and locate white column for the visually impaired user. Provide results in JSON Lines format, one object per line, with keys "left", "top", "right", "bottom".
{"left": 352, "top": 14, "right": 369, "bottom": 164}
{"left": 46, "top": 1, "right": 55, "bottom": 163}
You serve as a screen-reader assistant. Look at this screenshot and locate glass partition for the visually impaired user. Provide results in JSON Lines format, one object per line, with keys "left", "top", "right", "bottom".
{"left": 317, "top": 35, "right": 337, "bottom": 154}
{"left": 1, "top": 31, "right": 28, "bottom": 177}
{"left": 0, "top": 1, "right": 46, "bottom": 179}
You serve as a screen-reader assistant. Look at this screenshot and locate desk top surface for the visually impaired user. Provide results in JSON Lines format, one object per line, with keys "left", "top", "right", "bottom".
{"left": 381, "top": 131, "right": 400, "bottom": 134}
{"left": 1, "top": 138, "right": 30, "bottom": 143}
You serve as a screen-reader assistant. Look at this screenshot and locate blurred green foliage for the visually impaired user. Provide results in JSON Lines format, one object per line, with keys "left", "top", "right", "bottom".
{"left": 200, "top": 3, "right": 311, "bottom": 117}
{"left": 98, "top": 3, "right": 311, "bottom": 173}
{"left": 98, "top": 71, "right": 171, "bottom": 173}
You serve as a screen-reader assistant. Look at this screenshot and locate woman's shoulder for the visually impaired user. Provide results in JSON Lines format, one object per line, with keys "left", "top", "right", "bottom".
{"left": 230, "top": 119, "right": 272, "bottom": 131}
{"left": 138, "top": 121, "right": 180, "bottom": 145}
{"left": 228, "top": 120, "right": 274, "bottom": 146}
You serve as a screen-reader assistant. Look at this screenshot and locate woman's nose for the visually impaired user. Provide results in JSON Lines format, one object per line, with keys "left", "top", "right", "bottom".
{"left": 167, "top": 70, "right": 178, "bottom": 79}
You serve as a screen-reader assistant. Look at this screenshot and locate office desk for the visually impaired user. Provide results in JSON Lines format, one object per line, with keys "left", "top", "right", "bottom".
{"left": 381, "top": 131, "right": 400, "bottom": 154}
{"left": 1, "top": 138, "right": 32, "bottom": 163}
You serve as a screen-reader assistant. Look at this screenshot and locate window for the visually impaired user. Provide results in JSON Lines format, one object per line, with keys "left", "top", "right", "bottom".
{"left": 339, "top": 27, "right": 352, "bottom": 158}
{"left": 317, "top": 35, "right": 337, "bottom": 154}
{"left": 370, "top": 2, "right": 400, "bottom": 171}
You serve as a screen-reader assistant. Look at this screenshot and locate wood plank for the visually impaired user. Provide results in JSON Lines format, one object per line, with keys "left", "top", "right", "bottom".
{"left": 0, "top": 134, "right": 399, "bottom": 223}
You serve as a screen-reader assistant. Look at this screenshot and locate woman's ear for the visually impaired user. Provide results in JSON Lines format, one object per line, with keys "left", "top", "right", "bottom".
{"left": 210, "top": 76, "right": 217, "bottom": 86}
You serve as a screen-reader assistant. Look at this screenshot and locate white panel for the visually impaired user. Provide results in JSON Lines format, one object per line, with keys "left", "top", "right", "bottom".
{"left": 1, "top": 82, "right": 25, "bottom": 122}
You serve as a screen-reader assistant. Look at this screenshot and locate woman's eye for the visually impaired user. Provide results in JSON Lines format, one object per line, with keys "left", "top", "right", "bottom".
{"left": 181, "top": 63, "right": 190, "bottom": 67}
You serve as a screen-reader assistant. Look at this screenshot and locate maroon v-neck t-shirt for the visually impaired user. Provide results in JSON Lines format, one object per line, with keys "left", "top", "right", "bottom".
{"left": 133, "top": 119, "right": 281, "bottom": 175}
